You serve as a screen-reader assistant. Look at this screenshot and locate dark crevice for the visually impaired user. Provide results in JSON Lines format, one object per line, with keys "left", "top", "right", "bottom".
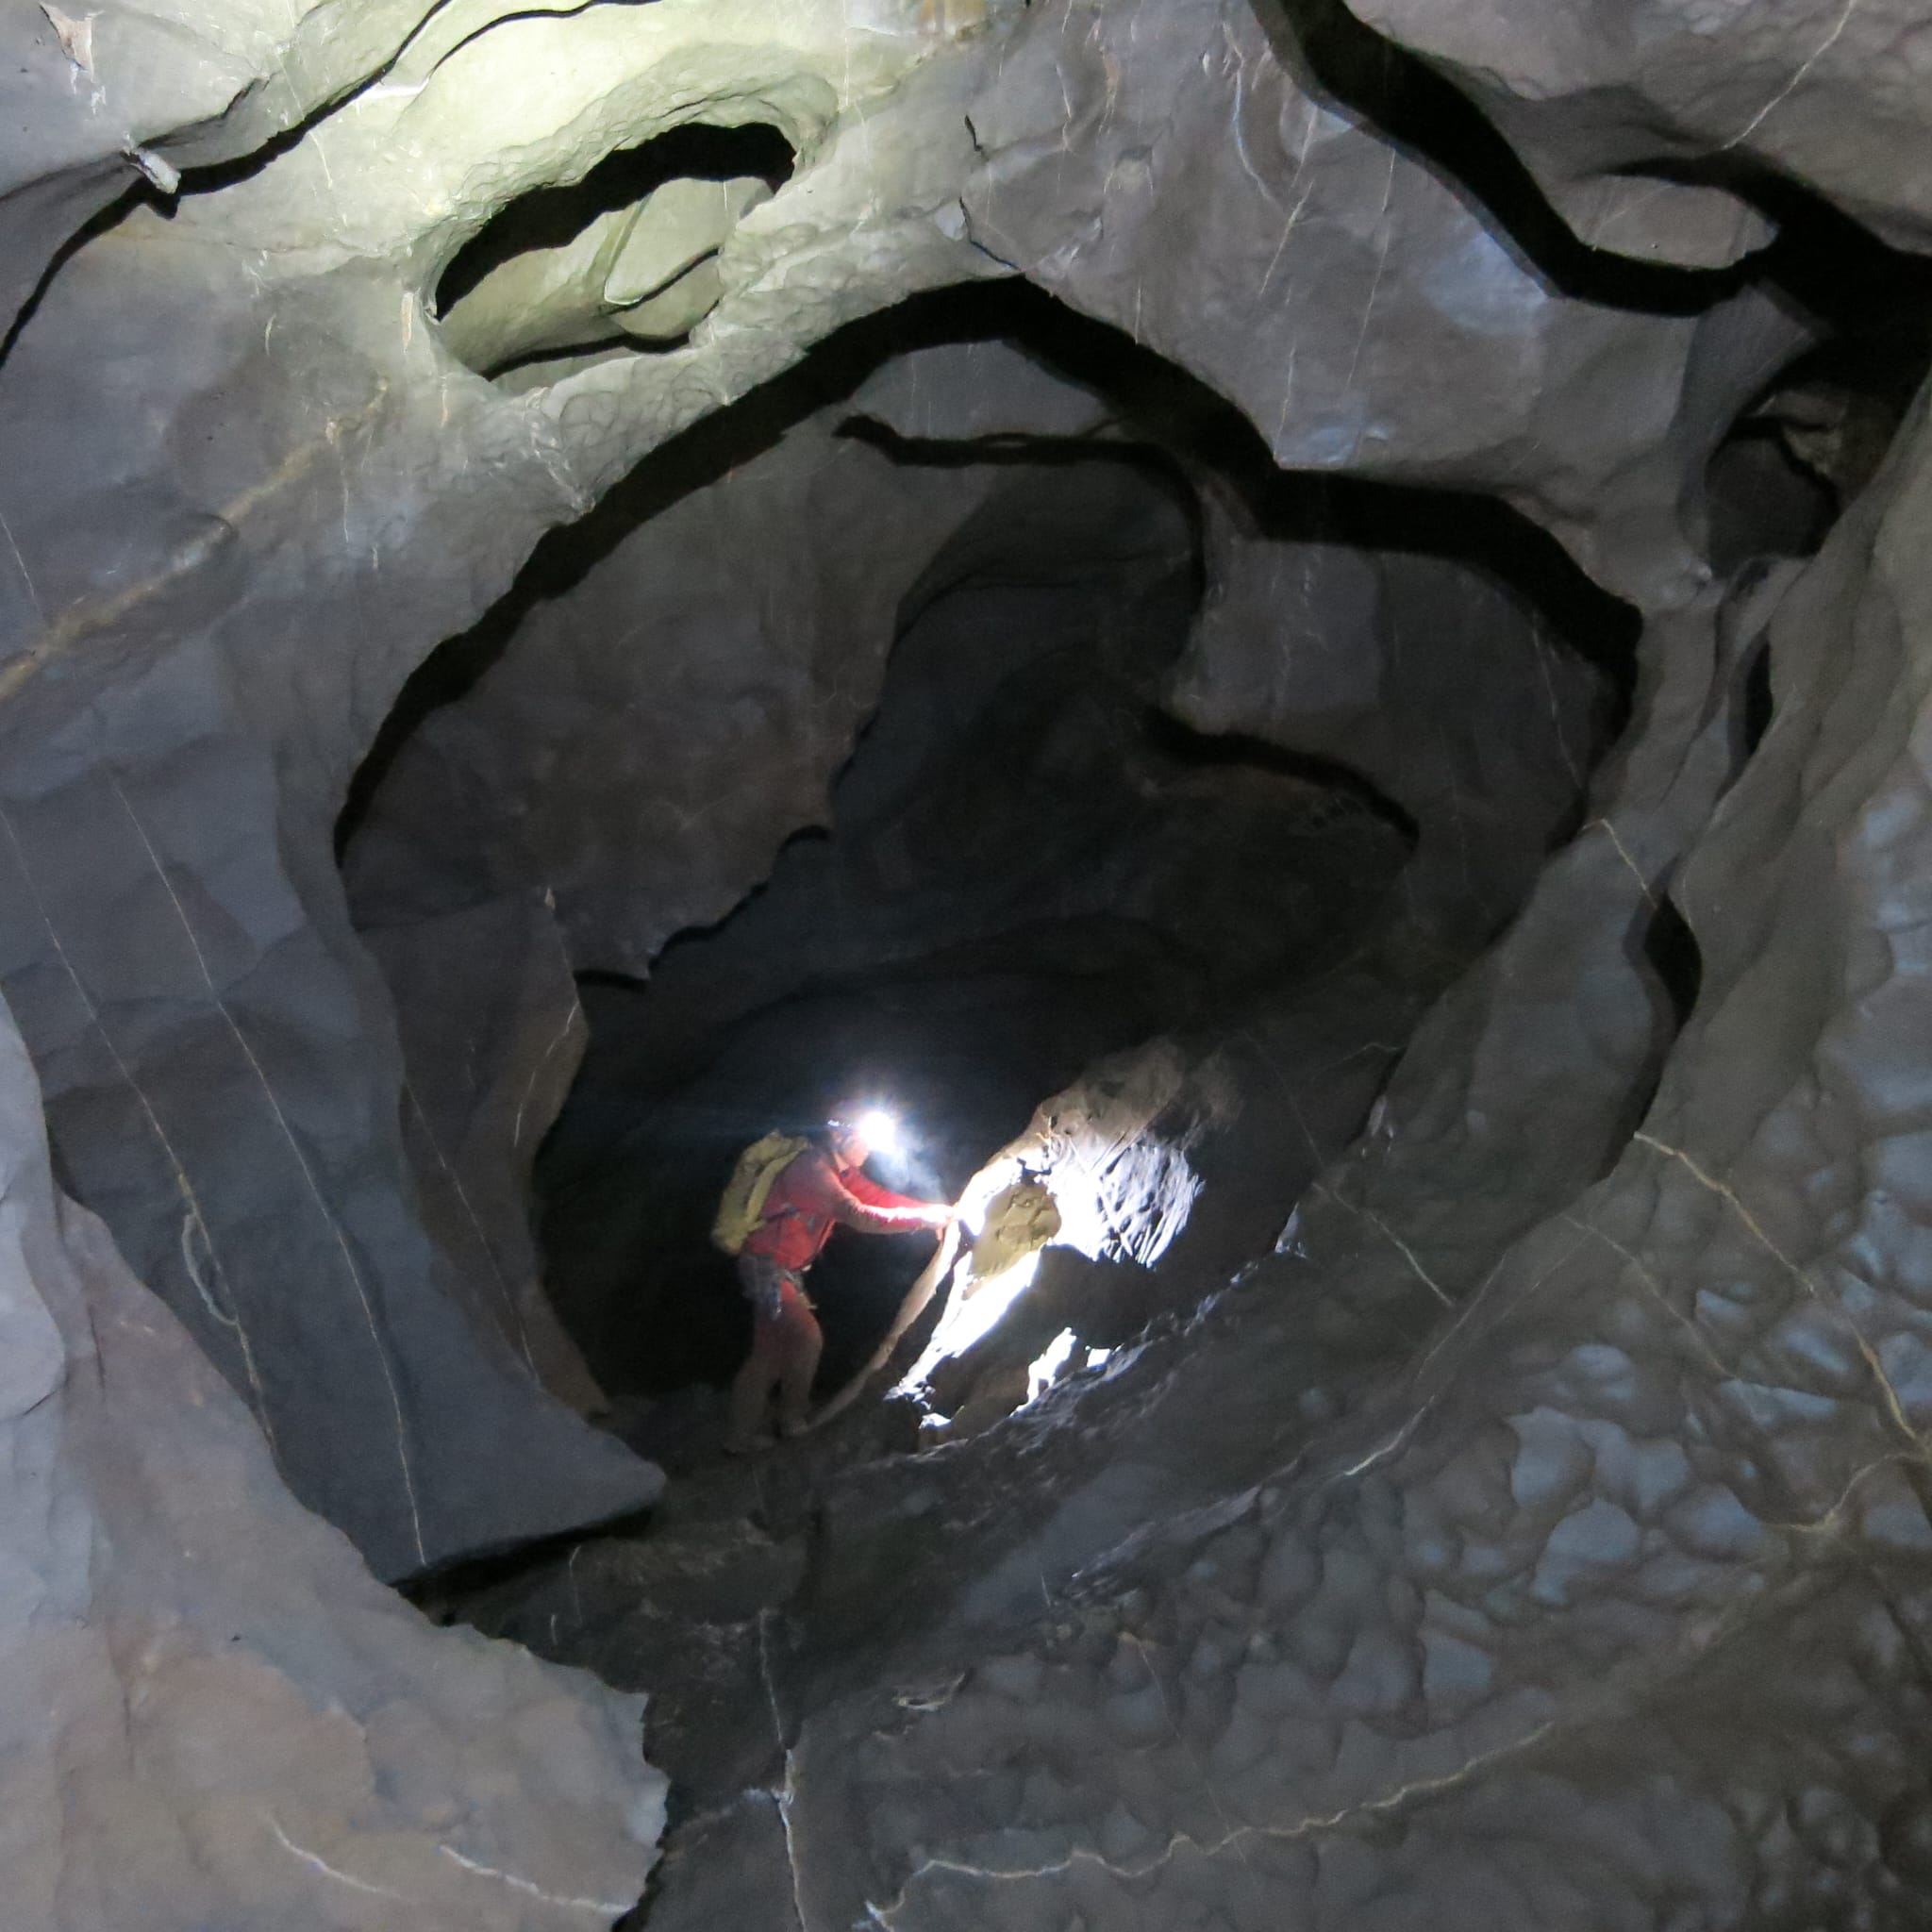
{"left": 425, "top": 0, "right": 661, "bottom": 83}
{"left": 1705, "top": 426, "right": 1838, "bottom": 574}
{"left": 0, "top": 179, "right": 148, "bottom": 373}
{"left": 401, "top": 1506, "right": 658, "bottom": 1619}
{"left": 1714, "top": 214, "right": 1932, "bottom": 556}
{"left": 1752, "top": 323, "right": 1932, "bottom": 508}
{"left": 612, "top": 1872, "right": 661, "bottom": 1932}
{"left": 1702, "top": 217, "right": 1932, "bottom": 577}
{"left": 1598, "top": 882, "right": 1705, "bottom": 1180}
{"left": 1141, "top": 711, "right": 1421, "bottom": 850}
{"left": 1266, "top": 0, "right": 1932, "bottom": 366}
{"left": 1642, "top": 891, "right": 1704, "bottom": 1034}
{"left": 169, "top": 97, "right": 354, "bottom": 201}
{"left": 1735, "top": 636, "right": 1775, "bottom": 767}
{"left": 476, "top": 329, "right": 673, "bottom": 382}
{"left": 1254, "top": 0, "right": 1751, "bottom": 313}
{"left": 433, "top": 121, "right": 794, "bottom": 317}
{"left": 1746, "top": 179, "right": 1932, "bottom": 342}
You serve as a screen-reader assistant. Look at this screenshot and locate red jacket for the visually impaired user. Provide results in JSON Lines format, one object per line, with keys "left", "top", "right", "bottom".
{"left": 742, "top": 1146, "right": 936, "bottom": 1271}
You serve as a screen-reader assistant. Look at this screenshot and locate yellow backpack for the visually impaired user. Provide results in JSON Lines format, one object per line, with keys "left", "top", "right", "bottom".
{"left": 710, "top": 1134, "right": 809, "bottom": 1254}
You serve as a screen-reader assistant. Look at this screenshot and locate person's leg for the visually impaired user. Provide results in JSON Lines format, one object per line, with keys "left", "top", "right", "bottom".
{"left": 774, "top": 1284, "right": 824, "bottom": 1435}
{"left": 726, "top": 1256, "right": 788, "bottom": 1451}
{"left": 725, "top": 1311, "right": 783, "bottom": 1449}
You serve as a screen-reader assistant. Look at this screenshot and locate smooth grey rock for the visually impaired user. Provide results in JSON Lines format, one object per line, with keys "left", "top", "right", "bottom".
{"left": 662, "top": 373, "right": 1932, "bottom": 1932}
{"left": 959, "top": 0, "right": 1813, "bottom": 605}
{"left": 0, "top": 1, "right": 1001, "bottom": 1575}
{"left": 1351, "top": 0, "right": 1932, "bottom": 259}
{"left": 0, "top": 0, "right": 430, "bottom": 331}
{"left": 341, "top": 408, "right": 1017, "bottom": 976}
{"left": 362, "top": 892, "right": 608, "bottom": 1414}
{"left": 0, "top": 988, "right": 664, "bottom": 1930}
{"left": 440, "top": 175, "right": 773, "bottom": 372}
{"left": 850, "top": 338, "right": 1116, "bottom": 442}
{"left": 1171, "top": 511, "right": 1620, "bottom": 947}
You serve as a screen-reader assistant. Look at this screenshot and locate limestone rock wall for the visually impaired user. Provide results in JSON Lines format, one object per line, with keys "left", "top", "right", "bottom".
{"left": 360, "top": 892, "right": 606, "bottom": 1412}
{"left": 958, "top": 0, "right": 1808, "bottom": 605}
{"left": 0, "top": 0, "right": 433, "bottom": 324}
{"left": 340, "top": 402, "right": 1025, "bottom": 977}
{"left": 1171, "top": 504, "right": 1631, "bottom": 948}
{"left": 624, "top": 375, "right": 1932, "bottom": 1932}
{"left": 0, "top": 988, "right": 663, "bottom": 1930}
{"left": 1348, "top": 0, "right": 1932, "bottom": 261}
{"left": 0, "top": 0, "right": 1804, "bottom": 1579}
{"left": 0, "top": 0, "right": 1007, "bottom": 1577}
{"left": 734, "top": 379, "right": 1932, "bottom": 1932}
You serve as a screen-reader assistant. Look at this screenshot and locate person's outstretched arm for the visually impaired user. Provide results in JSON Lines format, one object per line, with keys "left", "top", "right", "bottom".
{"left": 817, "top": 1160, "right": 950, "bottom": 1230}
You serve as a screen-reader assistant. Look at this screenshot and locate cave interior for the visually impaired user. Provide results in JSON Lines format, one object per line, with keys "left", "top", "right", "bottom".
{"left": 10, "top": 1, "right": 1932, "bottom": 1927}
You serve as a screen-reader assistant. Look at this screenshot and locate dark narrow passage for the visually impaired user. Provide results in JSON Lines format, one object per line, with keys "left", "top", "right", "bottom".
{"left": 1706, "top": 290, "right": 1932, "bottom": 575}
{"left": 1735, "top": 637, "right": 1775, "bottom": 765}
{"left": 534, "top": 449, "right": 1418, "bottom": 1400}
{"left": 336, "top": 280, "right": 1640, "bottom": 1445}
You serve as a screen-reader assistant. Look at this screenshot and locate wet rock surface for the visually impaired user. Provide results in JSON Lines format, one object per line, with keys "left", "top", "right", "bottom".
{"left": 4, "top": 0, "right": 1932, "bottom": 1926}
